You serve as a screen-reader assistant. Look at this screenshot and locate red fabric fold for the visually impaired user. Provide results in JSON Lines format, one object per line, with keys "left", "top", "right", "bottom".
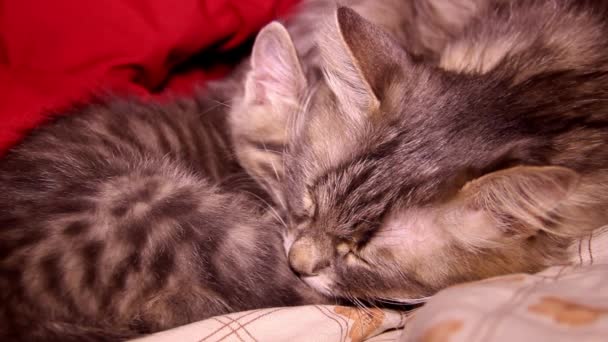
{"left": 0, "top": 0, "right": 298, "bottom": 155}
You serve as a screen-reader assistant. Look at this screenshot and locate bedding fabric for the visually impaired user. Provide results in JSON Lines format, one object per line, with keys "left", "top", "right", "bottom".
{"left": 133, "top": 228, "right": 608, "bottom": 342}
{"left": 0, "top": 0, "right": 298, "bottom": 156}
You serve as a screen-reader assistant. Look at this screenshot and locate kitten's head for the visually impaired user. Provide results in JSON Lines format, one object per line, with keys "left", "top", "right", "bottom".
{"left": 240, "top": 7, "right": 607, "bottom": 302}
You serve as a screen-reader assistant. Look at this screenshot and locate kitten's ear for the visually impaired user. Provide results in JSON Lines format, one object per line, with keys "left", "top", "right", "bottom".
{"left": 320, "top": 7, "right": 409, "bottom": 120}
{"left": 245, "top": 22, "right": 306, "bottom": 109}
{"left": 461, "top": 166, "right": 580, "bottom": 235}
{"left": 235, "top": 23, "right": 304, "bottom": 210}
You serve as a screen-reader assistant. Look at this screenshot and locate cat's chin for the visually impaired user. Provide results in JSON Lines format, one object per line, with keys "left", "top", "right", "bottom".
{"left": 301, "top": 274, "right": 335, "bottom": 296}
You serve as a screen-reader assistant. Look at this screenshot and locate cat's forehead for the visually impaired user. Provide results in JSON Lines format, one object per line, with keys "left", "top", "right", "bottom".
{"left": 309, "top": 150, "right": 450, "bottom": 227}
{"left": 292, "top": 76, "right": 485, "bottom": 207}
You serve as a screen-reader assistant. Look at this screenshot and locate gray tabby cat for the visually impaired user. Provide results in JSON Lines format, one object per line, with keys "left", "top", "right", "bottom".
{"left": 237, "top": 0, "right": 608, "bottom": 303}
{"left": 0, "top": 96, "right": 325, "bottom": 341}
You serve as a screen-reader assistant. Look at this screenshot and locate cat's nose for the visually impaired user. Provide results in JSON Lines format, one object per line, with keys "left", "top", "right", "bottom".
{"left": 288, "top": 237, "right": 329, "bottom": 276}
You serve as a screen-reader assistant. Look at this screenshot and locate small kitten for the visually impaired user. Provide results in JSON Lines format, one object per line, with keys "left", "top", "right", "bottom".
{"left": 239, "top": 1, "right": 608, "bottom": 304}
{"left": 0, "top": 96, "right": 323, "bottom": 341}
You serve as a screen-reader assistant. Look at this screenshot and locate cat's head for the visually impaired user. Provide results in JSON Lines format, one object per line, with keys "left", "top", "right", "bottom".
{"left": 239, "top": 7, "right": 607, "bottom": 302}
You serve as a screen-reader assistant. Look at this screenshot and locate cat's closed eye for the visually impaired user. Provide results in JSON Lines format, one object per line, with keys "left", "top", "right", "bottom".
{"left": 336, "top": 237, "right": 373, "bottom": 264}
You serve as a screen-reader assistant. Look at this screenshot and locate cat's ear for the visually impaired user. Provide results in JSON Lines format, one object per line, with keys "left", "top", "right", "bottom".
{"left": 320, "top": 7, "right": 410, "bottom": 121}
{"left": 244, "top": 22, "right": 307, "bottom": 110}
{"left": 461, "top": 166, "right": 580, "bottom": 236}
{"left": 235, "top": 22, "right": 304, "bottom": 210}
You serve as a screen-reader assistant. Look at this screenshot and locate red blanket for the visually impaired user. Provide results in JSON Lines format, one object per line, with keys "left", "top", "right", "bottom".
{"left": 0, "top": 0, "right": 298, "bottom": 155}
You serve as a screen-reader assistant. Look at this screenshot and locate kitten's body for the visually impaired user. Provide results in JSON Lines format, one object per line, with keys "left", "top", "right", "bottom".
{"left": 239, "top": 0, "right": 608, "bottom": 303}
{"left": 0, "top": 96, "right": 322, "bottom": 341}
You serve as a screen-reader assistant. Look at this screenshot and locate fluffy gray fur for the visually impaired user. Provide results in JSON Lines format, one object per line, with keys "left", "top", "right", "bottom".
{"left": 238, "top": 0, "right": 608, "bottom": 303}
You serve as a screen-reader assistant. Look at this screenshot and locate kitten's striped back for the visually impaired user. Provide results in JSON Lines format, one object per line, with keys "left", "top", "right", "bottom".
{"left": 0, "top": 96, "right": 321, "bottom": 341}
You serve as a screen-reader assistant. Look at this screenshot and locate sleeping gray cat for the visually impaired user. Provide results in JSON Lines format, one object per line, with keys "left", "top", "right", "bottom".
{"left": 238, "top": 0, "right": 608, "bottom": 303}
{"left": 0, "top": 96, "right": 325, "bottom": 341}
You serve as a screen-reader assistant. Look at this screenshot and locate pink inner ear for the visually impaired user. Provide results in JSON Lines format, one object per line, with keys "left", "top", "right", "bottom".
{"left": 247, "top": 22, "right": 306, "bottom": 109}
{"left": 252, "top": 75, "right": 271, "bottom": 105}
{"left": 250, "top": 40, "right": 293, "bottom": 105}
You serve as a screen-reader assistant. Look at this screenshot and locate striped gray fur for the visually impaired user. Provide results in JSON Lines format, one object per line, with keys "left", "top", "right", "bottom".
{"left": 0, "top": 95, "right": 324, "bottom": 341}
{"left": 223, "top": 0, "right": 451, "bottom": 208}
{"left": 239, "top": 0, "right": 608, "bottom": 304}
